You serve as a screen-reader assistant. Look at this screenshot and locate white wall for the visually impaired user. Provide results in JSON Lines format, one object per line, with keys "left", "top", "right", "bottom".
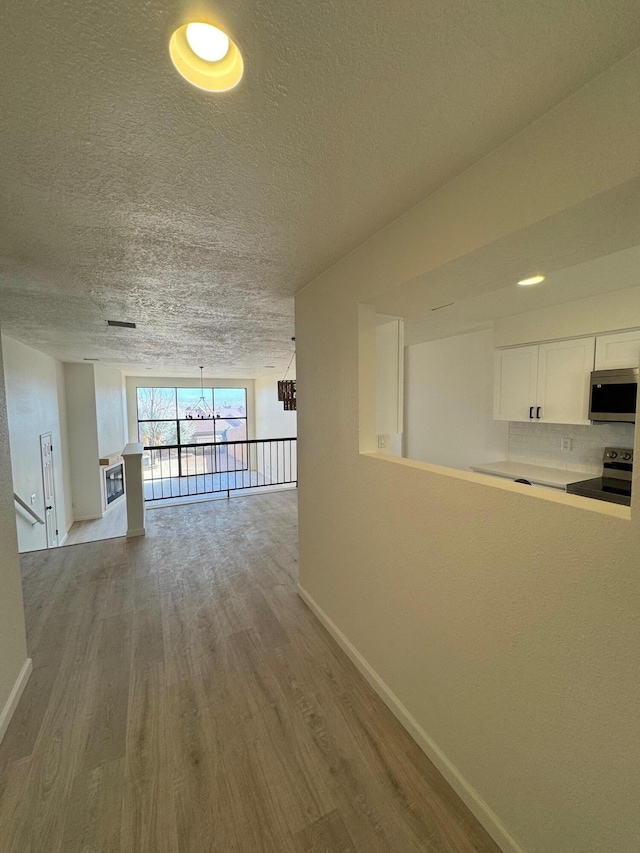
{"left": 254, "top": 376, "right": 297, "bottom": 439}
{"left": 297, "top": 51, "right": 640, "bottom": 853}
{"left": 125, "top": 376, "right": 256, "bottom": 442}
{"left": 55, "top": 361, "right": 73, "bottom": 536}
{"left": 62, "top": 362, "right": 127, "bottom": 520}
{"left": 2, "top": 336, "right": 73, "bottom": 550}
{"left": 64, "top": 363, "right": 102, "bottom": 521}
{"left": 94, "top": 364, "right": 127, "bottom": 457}
{"left": 253, "top": 376, "right": 297, "bottom": 483}
{"left": 494, "top": 284, "right": 640, "bottom": 348}
{"left": 0, "top": 339, "right": 30, "bottom": 732}
{"left": 404, "top": 329, "right": 508, "bottom": 470}
{"left": 376, "top": 318, "right": 403, "bottom": 437}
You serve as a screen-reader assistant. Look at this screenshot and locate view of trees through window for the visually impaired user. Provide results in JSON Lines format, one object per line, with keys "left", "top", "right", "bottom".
{"left": 137, "top": 387, "right": 247, "bottom": 447}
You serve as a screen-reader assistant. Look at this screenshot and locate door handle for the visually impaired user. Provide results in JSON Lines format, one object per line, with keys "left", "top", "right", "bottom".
{"left": 529, "top": 406, "right": 534, "bottom": 419}
{"left": 46, "top": 505, "right": 52, "bottom": 511}
{"left": 536, "top": 407, "right": 541, "bottom": 419}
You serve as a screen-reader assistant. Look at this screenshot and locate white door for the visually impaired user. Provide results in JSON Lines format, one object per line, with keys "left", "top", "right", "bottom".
{"left": 594, "top": 330, "right": 640, "bottom": 370}
{"left": 536, "top": 337, "right": 595, "bottom": 425}
{"left": 40, "top": 433, "right": 58, "bottom": 548}
{"left": 493, "top": 345, "right": 539, "bottom": 422}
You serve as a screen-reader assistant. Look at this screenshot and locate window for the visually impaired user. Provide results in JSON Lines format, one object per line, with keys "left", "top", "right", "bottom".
{"left": 137, "top": 386, "right": 247, "bottom": 447}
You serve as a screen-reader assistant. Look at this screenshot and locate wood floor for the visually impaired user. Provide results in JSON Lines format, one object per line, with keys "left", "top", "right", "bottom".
{"left": 63, "top": 499, "right": 127, "bottom": 546}
{"left": 0, "top": 491, "right": 501, "bottom": 853}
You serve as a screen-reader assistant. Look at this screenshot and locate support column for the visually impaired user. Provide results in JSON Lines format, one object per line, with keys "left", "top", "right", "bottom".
{"left": 122, "top": 442, "right": 146, "bottom": 538}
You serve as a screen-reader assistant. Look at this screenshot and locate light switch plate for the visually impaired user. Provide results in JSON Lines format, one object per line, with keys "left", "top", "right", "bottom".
{"left": 377, "top": 435, "right": 388, "bottom": 448}
{"left": 561, "top": 438, "right": 572, "bottom": 453}
{"left": 30, "top": 494, "right": 36, "bottom": 505}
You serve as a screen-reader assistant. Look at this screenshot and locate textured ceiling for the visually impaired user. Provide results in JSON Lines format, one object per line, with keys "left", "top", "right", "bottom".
{"left": 1, "top": 1, "right": 640, "bottom": 376}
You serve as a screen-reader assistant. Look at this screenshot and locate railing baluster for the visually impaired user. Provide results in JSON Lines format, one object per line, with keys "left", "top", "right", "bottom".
{"left": 142, "top": 438, "right": 296, "bottom": 501}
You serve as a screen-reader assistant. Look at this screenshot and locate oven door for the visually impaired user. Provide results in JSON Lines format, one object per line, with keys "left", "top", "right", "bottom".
{"left": 589, "top": 368, "right": 638, "bottom": 423}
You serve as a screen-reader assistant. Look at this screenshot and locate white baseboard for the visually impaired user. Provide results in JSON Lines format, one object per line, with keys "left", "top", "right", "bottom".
{"left": 0, "top": 658, "right": 33, "bottom": 745}
{"left": 126, "top": 527, "right": 145, "bottom": 538}
{"left": 57, "top": 532, "right": 68, "bottom": 547}
{"left": 72, "top": 514, "right": 102, "bottom": 522}
{"left": 297, "top": 585, "right": 525, "bottom": 853}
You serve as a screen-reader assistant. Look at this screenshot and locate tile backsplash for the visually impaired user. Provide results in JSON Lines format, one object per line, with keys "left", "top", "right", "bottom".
{"left": 508, "top": 421, "right": 635, "bottom": 473}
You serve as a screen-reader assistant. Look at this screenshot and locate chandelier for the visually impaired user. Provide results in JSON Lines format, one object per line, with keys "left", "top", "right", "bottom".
{"left": 185, "top": 366, "right": 217, "bottom": 420}
{"left": 277, "top": 338, "right": 296, "bottom": 411}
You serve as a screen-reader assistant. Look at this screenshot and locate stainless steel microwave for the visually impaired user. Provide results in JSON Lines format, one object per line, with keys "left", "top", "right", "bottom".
{"left": 589, "top": 367, "right": 638, "bottom": 423}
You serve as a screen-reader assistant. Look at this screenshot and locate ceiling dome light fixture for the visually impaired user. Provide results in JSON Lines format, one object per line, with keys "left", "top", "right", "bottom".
{"left": 170, "top": 21, "right": 244, "bottom": 92}
{"left": 518, "top": 274, "right": 546, "bottom": 286}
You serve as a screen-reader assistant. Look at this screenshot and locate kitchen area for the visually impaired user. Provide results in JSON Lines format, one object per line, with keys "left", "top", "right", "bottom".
{"left": 472, "top": 336, "right": 637, "bottom": 507}
{"left": 373, "top": 241, "right": 640, "bottom": 512}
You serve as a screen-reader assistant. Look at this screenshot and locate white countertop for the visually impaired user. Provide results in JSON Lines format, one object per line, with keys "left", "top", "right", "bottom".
{"left": 470, "top": 460, "right": 592, "bottom": 489}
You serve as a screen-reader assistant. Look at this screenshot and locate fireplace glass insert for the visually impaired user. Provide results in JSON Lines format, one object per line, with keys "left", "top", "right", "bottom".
{"left": 106, "top": 463, "right": 125, "bottom": 505}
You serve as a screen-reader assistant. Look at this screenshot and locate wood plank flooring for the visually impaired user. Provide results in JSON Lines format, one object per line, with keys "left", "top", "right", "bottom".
{"left": 0, "top": 491, "right": 502, "bottom": 852}
{"left": 63, "top": 499, "right": 127, "bottom": 547}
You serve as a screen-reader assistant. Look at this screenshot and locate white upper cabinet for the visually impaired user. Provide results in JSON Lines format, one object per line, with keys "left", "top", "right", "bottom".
{"left": 594, "top": 330, "right": 640, "bottom": 370}
{"left": 536, "top": 337, "right": 595, "bottom": 424}
{"left": 494, "top": 337, "right": 595, "bottom": 424}
{"left": 493, "top": 345, "right": 538, "bottom": 422}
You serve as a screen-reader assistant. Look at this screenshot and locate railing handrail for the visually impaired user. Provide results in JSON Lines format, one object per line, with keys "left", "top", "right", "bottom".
{"left": 143, "top": 435, "right": 297, "bottom": 502}
{"left": 143, "top": 436, "right": 297, "bottom": 451}
{"left": 13, "top": 493, "right": 45, "bottom": 525}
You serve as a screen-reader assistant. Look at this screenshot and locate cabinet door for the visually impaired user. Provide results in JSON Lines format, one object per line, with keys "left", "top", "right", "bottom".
{"left": 594, "top": 330, "right": 640, "bottom": 370}
{"left": 536, "top": 337, "right": 595, "bottom": 425}
{"left": 493, "top": 345, "right": 538, "bottom": 421}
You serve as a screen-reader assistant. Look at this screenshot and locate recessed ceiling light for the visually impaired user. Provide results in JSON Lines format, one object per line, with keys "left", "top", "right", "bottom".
{"left": 186, "top": 23, "right": 230, "bottom": 62}
{"left": 517, "top": 275, "right": 546, "bottom": 286}
{"left": 169, "top": 21, "right": 244, "bottom": 93}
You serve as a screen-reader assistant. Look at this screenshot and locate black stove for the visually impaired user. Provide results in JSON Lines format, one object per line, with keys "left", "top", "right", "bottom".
{"left": 566, "top": 446, "right": 633, "bottom": 507}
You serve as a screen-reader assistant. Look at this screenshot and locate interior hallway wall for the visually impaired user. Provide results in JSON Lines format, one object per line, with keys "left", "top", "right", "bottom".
{"left": 0, "top": 339, "right": 30, "bottom": 738}
{"left": 253, "top": 376, "right": 298, "bottom": 483}
{"left": 296, "top": 50, "right": 640, "bottom": 853}
{"left": 2, "top": 336, "right": 73, "bottom": 550}
{"left": 404, "top": 329, "right": 508, "bottom": 470}
{"left": 55, "top": 361, "right": 73, "bottom": 538}
{"left": 254, "top": 375, "right": 297, "bottom": 439}
{"left": 94, "top": 365, "right": 127, "bottom": 457}
{"left": 64, "top": 363, "right": 102, "bottom": 521}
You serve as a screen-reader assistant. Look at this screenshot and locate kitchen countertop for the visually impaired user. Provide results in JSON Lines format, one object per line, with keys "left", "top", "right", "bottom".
{"left": 470, "top": 460, "right": 593, "bottom": 490}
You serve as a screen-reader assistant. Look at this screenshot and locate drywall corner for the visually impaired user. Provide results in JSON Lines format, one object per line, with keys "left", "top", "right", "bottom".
{"left": 0, "top": 341, "right": 30, "bottom": 740}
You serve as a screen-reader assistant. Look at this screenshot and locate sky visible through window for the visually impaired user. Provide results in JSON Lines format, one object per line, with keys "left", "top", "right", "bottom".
{"left": 137, "top": 386, "right": 247, "bottom": 447}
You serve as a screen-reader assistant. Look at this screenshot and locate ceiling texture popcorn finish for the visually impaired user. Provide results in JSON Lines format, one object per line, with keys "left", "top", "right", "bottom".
{"left": 1, "top": 1, "right": 640, "bottom": 375}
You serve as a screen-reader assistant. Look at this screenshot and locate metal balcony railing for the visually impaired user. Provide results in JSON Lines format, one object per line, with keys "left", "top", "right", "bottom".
{"left": 143, "top": 437, "right": 297, "bottom": 502}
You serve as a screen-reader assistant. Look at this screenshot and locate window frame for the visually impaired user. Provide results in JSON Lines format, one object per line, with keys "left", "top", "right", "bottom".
{"left": 136, "top": 385, "right": 248, "bottom": 448}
